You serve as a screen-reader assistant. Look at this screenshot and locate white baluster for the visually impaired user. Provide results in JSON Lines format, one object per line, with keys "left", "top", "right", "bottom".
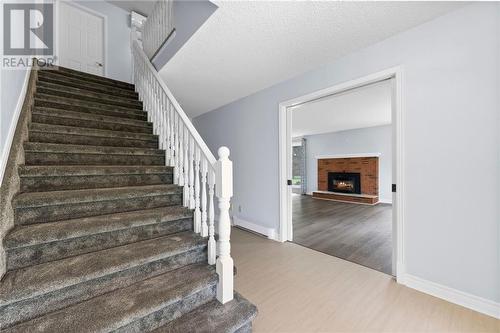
{"left": 189, "top": 137, "right": 195, "bottom": 211}
{"left": 183, "top": 128, "right": 189, "bottom": 207}
{"left": 208, "top": 168, "right": 216, "bottom": 265}
{"left": 174, "top": 112, "right": 180, "bottom": 184}
{"left": 178, "top": 121, "right": 185, "bottom": 190}
{"left": 158, "top": 88, "right": 164, "bottom": 150}
{"left": 169, "top": 101, "right": 176, "bottom": 168}
{"left": 152, "top": 80, "right": 157, "bottom": 135}
{"left": 163, "top": 94, "right": 170, "bottom": 161}
{"left": 201, "top": 158, "right": 208, "bottom": 237}
{"left": 194, "top": 146, "right": 201, "bottom": 234}
{"left": 215, "top": 147, "right": 233, "bottom": 304}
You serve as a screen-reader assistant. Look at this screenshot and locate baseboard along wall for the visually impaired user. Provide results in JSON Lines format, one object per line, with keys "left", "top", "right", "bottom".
{"left": 399, "top": 273, "right": 500, "bottom": 319}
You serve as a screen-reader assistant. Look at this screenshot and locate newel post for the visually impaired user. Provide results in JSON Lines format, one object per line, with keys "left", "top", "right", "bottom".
{"left": 215, "top": 146, "right": 234, "bottom": 304}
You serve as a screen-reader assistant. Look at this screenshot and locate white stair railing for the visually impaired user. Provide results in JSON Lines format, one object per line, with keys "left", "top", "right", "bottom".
{"left": 142, "top": 0, "right": 175, "bottom": 60}
{"left": 131, "top": 28, "right": 234, "bottom": 304}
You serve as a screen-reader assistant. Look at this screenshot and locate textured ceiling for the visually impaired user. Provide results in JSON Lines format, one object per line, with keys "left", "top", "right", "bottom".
{"left": 160, "top": 1, "right": 462, "bottom": 118}
{"left": 292, "top": 80, "right": 392, "bottom": 137}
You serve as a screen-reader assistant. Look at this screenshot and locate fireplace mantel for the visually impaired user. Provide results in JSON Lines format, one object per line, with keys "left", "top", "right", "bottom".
{"left": 316, "top": 153, "right": 381, "bottom": 159}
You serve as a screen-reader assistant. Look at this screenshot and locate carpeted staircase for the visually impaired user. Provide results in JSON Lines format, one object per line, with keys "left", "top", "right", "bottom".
{"left": 0, "top": 66, "right": 257, "bottom": 332}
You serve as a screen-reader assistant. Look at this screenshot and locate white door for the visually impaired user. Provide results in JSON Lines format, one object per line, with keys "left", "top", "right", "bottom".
{"left": 58, "top": 2, "right": 104, "bottom": 76}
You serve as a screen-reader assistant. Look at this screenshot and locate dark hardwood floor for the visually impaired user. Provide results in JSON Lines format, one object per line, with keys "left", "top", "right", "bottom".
{"left": 292, "top": 194, "right": 393, "bottom": 275}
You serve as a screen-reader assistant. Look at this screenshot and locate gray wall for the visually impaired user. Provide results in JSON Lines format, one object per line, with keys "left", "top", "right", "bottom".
{"left": 76, "top": 1, "right": 132, "bottom": 83}
{"left": 304, "top": 125, "right": 392, "bottom": 202}
{"left": 194, "top": 3, "right": 500, "bottom": 303}
{"left": 0, "top": 2, "right": 29, "bottom": 181}
{"left": 1, "top": 69, "right": 27, "bottom": 164}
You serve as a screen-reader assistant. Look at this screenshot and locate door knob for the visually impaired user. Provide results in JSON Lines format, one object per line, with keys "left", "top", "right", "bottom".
{"left": 96, "top": 62, "right": 103, "bottom": 67}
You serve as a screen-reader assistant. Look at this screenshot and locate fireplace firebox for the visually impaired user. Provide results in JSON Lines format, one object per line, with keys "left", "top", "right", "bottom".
{"left": 328, "top": 172, "right": 361, "bottom": 194}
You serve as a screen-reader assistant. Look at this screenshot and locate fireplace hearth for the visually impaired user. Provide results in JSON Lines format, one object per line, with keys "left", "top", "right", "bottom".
{"left": 328, "top": 172, "right": 361, "bottom": 194}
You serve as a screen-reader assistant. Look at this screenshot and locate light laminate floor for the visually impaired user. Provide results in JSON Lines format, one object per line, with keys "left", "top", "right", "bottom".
{"left": 232, "top": 228, "right": 499, "bottom": 333}
{"left": 293, "top": 194, "right": 393, "bottom": 275}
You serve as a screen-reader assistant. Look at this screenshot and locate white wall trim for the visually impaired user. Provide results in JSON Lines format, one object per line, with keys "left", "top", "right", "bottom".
{"left": 233, "top": 215, "right": 278, "bottom": 241}
{"left": 316, "top": 153, "right": 381, "bottom": 159}
{"left": 379, "top": 198, "right": 393, "bottom": 204}
{"left": 279, "top": 66, "right": 405, "bottom": 281}
{"left": 400, "top": 273, "right": 500, "bottom": 319}
{"left": 0, "top": 69, "right": 30, "bottom": 186}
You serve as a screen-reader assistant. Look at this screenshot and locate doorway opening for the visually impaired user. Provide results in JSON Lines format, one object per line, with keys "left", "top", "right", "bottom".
{"left": 279, "top": 68, "right": 404, "bottom": 278}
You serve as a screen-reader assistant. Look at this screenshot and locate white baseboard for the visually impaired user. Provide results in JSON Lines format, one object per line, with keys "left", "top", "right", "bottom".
{"left": 232, "top": 216, "right": 277, "bottom": 240}
{"left": 0, "top": 69, "right": 30, "bottom": 186}
{"left": 379, "top": 198, "right": 393, "bottom": 204}
{"left": 400, "top": 273, "right": 500, "bottom": 319}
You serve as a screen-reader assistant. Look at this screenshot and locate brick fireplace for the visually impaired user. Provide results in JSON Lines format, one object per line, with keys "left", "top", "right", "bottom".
{"left": 312, "top": 156, "right": 379, "bottom": 204}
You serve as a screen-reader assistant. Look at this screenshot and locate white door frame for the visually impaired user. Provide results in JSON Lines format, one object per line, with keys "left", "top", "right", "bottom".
{"left": 278, "top": 66, "right": 405, "bottom": 280}
{"left": 54, "top": 0, "right": 108, "bottom": 76}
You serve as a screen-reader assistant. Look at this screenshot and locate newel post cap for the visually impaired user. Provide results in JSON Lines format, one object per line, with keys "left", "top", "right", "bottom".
{"left": 218, "top": 146, "right": 230, "bottom": 160}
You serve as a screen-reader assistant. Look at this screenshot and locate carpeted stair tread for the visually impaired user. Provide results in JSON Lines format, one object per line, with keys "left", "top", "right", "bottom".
{"left": 35, "top": 93, "right": 143, "bottom": 113}
{"left": 33, "top": 107, "right": 152, "bottom": 128}
{"left": 29, "top": 123, "right": 158, "bottom": 149}
{"left": 5, "top": 206, "right": 191, "bottom": 249}
{"left": 5, "top": 206, "right": 193, "bottom": 269}
{"left": 34, "top": 97, "right": 147, "bottom": 120}
{"left": 18, "top": 164, "right": 173, "bottom": 191}
{"left": 37, "top": 77, "right": 138, "bottom": 100}
{"left": 24, "top": 142, "right": 163, "bottom": 157}
{"left": 14, "top": 184, "right": 179, "bottom": 208}
{"left": 36, "top": 84, "right": 143, "bottom": 109}
{"left": 19, "top": 165, "right": 172, "bottom": 178}
{"left": 153, "top": 292, "right": 258, "bottom": 333}
{"left": 38, "top": 71, "right": 139, "bottom": 99}
{"left": 2, "top": 263, "right": 217, "bottom": 333}
{"left": 37, "top": 80, "right": 139, "bottom": 102}
{"left": 13, "top": 184, "right": 183, "bottom": 225}
{"left": 24, "top": 142, "right": 165, "bottom": 166}
{"left": 42, "top": 67, "right": 135, "bottom": 90}
{"left": 0, "top": 232, "right": 205, "bottom": 306}
{"left": 30, "top": 122, "right": 156, "bottom": 141}
{"left": 31, "top": 113, "right": 154, "bottom": 135}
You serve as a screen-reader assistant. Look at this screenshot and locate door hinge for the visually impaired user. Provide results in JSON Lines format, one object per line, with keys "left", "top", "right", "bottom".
{"left": 392, "top": 184, "right": 397, "bottom": 193}
{"left": 287, "top": 179, "right": 292, "bottom": 186}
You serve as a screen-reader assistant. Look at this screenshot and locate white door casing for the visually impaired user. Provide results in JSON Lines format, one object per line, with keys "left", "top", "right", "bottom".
{"left": 278, "top": 66, "right": 405, "bottom": 280}
{"left": 58, "top": 1, "right": 104, "bottom": 76}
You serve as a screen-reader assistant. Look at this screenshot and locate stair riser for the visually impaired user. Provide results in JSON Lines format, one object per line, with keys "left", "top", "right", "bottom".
{"left": 32, "top": 113, "right": 152, "bottom": 134}
{"left": 115, "top": 285, "right": 216, "bottom": 333}
{"left": 0, "top": 248, "right": 207, "bottom": 329}
{"left": 36, "top": 86, "right": 143, "bottom": 109}
{"left": 37, "top": 73, "right": 138, "bottom": 99}
{"left": 20, "top": 172, "right": 172, "bottom": 192}
{"left": 35, "top": 93, "right": 143, "bottom": 113}
{"left": 29, "top": 131, "right": 158, "bottom": 149}
{"left": 15, "top": 192, "right": 182, "bottom": 225}
{"left": 25, "top": 152, "right": 165, "bottom": 166}
{"left": 7, "top": 218, "right": 192, "bottom": 270}
{"left": 34, "top": 99, "right": 147, "bottom": 120}
{"left": 50, "top": 67, "right": 135, "bottom": 90}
